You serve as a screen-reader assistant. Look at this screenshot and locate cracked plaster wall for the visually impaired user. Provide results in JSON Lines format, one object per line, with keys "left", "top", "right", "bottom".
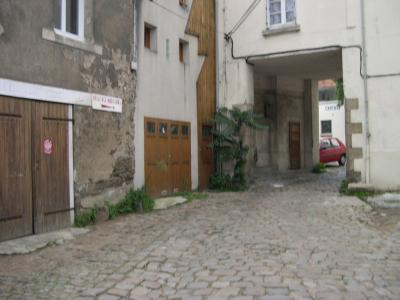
{"left": 0, "top": 0, "right": 136, "bottom": 208}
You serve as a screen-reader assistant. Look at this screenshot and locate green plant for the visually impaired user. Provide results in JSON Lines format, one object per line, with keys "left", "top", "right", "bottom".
{"left": 107, "top": 188, "right": 154, "bottom": 219}
{"left": 211, "top": 107, "right": 268, "bottom": 189}
{"left": 210, "top": 174, "right": 233, "bottom": 190}
{"left": 339, "top": 180, "right": 379, "bottom": 201}
{"left": 141, "top": 192, "right": 155, "bottom": 212}
{"left": 336, "top": 78, "right": 345, "bottom": 106}
{"left": 74, "top": 206, "right": 99, "bottom": 228}
{"left": 312, "top": 163, "right": 327, "bottom": 174}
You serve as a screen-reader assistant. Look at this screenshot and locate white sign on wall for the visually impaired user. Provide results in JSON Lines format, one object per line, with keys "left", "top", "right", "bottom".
{"left": 91, "top": 94, "right": 123, "bottom": 113}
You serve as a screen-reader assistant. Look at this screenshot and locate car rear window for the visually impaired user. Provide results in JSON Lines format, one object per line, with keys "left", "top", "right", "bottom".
{"left": 331, "top": 139, "right": 340, "bottom": 147}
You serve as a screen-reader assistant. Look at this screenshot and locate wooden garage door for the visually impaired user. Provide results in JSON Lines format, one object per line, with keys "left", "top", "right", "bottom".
{"left": 145, "top": 117, "right": 191, "bottom": 197}
{"left": 0, "top": 97, "right": 33, "bottom": 241}
{"left": 33, "top": 102, "right": 72, "bottom": 234}
{"left": 289, "top": 122, "right": 301, "bottom": 170}
{"left": 0, "top": 97, "right": 71, "bottom": 241}
{"left": 199, "top": 124, "right": 214, "bottom": 189}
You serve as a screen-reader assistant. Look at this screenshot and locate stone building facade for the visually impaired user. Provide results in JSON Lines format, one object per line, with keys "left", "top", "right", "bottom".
{"left": 0, "top": 0, "right": 137, "bottom": 240}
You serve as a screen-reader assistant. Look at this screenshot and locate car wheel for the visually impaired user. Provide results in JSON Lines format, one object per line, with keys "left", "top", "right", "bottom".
{"left": 339, "top": 155, "right": 346, "bottom": 166}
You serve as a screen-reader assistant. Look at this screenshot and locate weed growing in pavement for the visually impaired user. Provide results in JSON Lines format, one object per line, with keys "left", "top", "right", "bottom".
{"left": 312, "top": 163, "right": 327, "bottom": 174}
{"left": 74, "top": 206, "right": 100, "bottom": 228}
{"left": 107, "top": 188, "right": 154, "bottom": 220}
{"left": 340, "top": 180, "right": 379, "bottom": 201}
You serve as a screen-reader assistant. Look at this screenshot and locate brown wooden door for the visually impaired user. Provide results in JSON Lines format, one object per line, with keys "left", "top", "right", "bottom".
{"left": 0, "top": 97, "right": 33, "bottom": 241}
{"left": 186, "top": 0, "right": 217, "bottom": 190}
{"left": 289, "top": 122, "right": 301, "bottom": 170}
{"left": 198, "top": 124, "right": 214, "bottom": 189}
{"left": 32, "top": 102, "right": 71, "bottom": 234}
{"left": 0, "top": 97, "right": 71, "bottom": 241}
{"left": 144, "top": 118, "right": 191, "bottom": 197}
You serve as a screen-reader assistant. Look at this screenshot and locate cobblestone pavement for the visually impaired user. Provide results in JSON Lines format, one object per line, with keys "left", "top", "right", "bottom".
{"left": 1, "top": 167, "right": 400, "bottom": 300}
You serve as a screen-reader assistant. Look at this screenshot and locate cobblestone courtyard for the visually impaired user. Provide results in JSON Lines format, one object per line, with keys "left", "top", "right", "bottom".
{"left": 1, "top": 167, "right": 399, "bottom": 300}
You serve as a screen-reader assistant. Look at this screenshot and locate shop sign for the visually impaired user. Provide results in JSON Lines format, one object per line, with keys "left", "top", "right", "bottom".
{"left": 91, "top": 94, "right": 123, "bottom": 113}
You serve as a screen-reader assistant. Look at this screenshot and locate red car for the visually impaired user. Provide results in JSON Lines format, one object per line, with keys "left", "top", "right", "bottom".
{"left": 320, "top": 137, "right": 347, "bottom": 165}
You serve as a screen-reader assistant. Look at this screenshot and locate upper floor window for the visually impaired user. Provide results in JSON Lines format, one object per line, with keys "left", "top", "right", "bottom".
{"left": 179, "top": 0, "right": 188, "bottom": 7}
{"left": 179, "top": 40, "right": 189, "bottom": 63}
{"left": 267, "top": 0, "right": 296, "bottom": 27}
{"left": 55, "top": 0, "right": 85, "bottom": 40}
{"left": 144, "top": 23, "right": 157, "bottom": 51}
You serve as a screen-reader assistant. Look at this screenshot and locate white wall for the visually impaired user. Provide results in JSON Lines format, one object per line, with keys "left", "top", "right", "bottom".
{"left": 221, "top": 0, "right": 360, "bottom": 58}
{"left": 319, "top": 101, "right": 346, "bottom": 144}
{"left": 134, "top": 0, "right": 204, "bottom": 190}
{"left": 363, "top": 0, "right": 400, "bottom": 189}
{"left": 218, "top": 0, "right": 400, "bottom": 189}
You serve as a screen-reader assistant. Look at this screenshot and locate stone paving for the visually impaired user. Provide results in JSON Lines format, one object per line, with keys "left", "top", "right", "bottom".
{"left": 1, "top": 167, "right": 400, "bottom": 300}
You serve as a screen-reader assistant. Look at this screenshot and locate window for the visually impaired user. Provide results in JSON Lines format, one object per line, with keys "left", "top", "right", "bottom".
{"left": 182, "top": 125, "right": 189, "bottom": 137}
{"left": 147, "top": 122, "right": 156, "bottom": 134}
{"left": 179, "top": 0, "right": 188, "bottom": 7}
{"left": 144, "top": 23, "right": 157, "bottom": 51}
{"left": 320, "top": 140, "right": 331, "bottom": 149}
{"left": 267, "top": 0, "right": 296, "bottom": 27}
{"left": 330, "top": 139, "right": 340, "bottom": 148}
{"left": 159, "top": 123, "right": 168, "bottom": 135}
{"left": 171, "top": 124, "right": 179, "bottom": 135}
{"left": 179, "top": 40, "right": 188, "bottom": 63}
{"left": 202, "top": 125, "right": 213, "bottom": 137}
{"left": 321, "top": 120, "right": 332, "bottom": 135}
{"left": 55, "top": 0, "right": 85, "bottom": 40}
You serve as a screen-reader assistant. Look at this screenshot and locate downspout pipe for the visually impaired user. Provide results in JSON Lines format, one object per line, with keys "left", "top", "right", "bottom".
{"left": 131, "top": 0, "right": 140, "bottom": 72}
{"left": 360, "top": 0, "right": 371, "bottom": 185}
{"left": 215, "top": 0, "right": 223, "bottom": 175}
{"left": 215, "top": 0, "right": 220, "bottom": 109}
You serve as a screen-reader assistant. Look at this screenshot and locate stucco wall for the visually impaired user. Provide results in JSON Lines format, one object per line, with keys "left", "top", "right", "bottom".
{"left": 218, "top": 0, "right": 400, "bottom": 189}
{"left": 253, "top": 74, "right": 318, "bottom": 171}
{"left": 319, "top": 101, "right": 346, "bottom": 144}
{"left": 0, "top": 0, "right": 136, "bottom": 207}
{"left": 133, "top": 0, "right": 204, "bottom": 190}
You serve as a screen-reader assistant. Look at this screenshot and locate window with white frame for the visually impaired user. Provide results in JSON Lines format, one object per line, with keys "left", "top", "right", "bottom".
{"left": 55, "top": 0, "right": 85, "bottom": 40}
{"left": 267, "top": 0, "right": 296, "bottom": 27}
{"left": 321, "top": 120, "right": 332, "bottom": 135}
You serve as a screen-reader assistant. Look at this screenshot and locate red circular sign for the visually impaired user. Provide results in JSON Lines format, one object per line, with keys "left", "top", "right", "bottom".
{"left": 43, "top": 139, "right": 54, "bottom": 155}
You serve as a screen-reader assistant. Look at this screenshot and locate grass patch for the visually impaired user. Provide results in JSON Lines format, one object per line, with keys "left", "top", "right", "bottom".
{"left": 107, "top": 188, "right": 154, "bottom": 220}
{"left": 312, "top": 163, "right": 327, "bottom": 174}
{"left": 74, "top": 206, "right": 99, "bottom": 228}
{"left": 340, "top": 180, "right": 379, "bottom": 201}
{"left": 209, "top": 174, "right": 248, "bottom": 192}
{"left": 174, "top": 192, "right": 208, "bottom": 202}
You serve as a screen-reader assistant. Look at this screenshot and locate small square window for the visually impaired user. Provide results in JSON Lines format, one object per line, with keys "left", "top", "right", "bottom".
{"left": 144, "top": 23, "right": 157, "bottom": 51}
{"left": 202, "top": 125, "right": 213, "bottom": 137}
{"left": 182, "top": 125, "right": 189, "bottom": 136}
{"left": 171, "top": 124, "right": 179, "bottom": 135}
{"left": 55, "top": 0, "right": 84, "bottom": 39}
{"left": 179, "top": 40, "right": 189, "bottom": 63}
{"left": 159, "top": 123, "right": 168, "bottom": 135}
{"left": 147, "top": 122, "right": 156, "bottom": 134}
{"left": 321, "top": 120, "right": 332, "bottom": 135}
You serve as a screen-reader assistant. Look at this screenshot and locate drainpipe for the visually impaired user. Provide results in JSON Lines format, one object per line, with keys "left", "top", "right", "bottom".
{"left": 215, "top": 0, "right": 222, "bottom": 175}
{"left": 360, "top": 0, "right": 371, "bottom": 185}
{"left": 131, "top": 0, "right": 140, "bottom": 71}
{"left": 215, "top": 0, "right": 220, "bottom": 110}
